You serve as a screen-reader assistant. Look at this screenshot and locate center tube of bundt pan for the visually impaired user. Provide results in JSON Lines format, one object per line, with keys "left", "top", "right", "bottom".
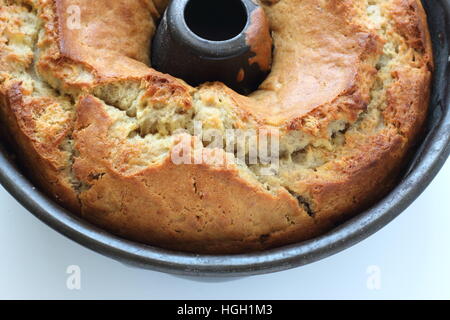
{"left": 151, "top": 0, "right": 273, "bottom": 95}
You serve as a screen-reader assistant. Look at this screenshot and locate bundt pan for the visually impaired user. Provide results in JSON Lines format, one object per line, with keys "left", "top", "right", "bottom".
{"left": 0, "top": 0, "right": 449, "bottom": 277}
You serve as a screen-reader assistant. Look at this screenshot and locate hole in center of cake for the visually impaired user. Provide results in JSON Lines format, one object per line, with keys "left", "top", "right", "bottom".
{"left": 184, "top": 0, "right": 247, "bottom": 41}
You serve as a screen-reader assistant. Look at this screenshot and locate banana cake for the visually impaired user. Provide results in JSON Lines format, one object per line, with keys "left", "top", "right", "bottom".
{"left": 0, "top": 0, "right": 433, "bottom": 253}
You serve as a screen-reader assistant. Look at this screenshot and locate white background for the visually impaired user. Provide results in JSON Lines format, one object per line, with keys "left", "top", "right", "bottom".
{"left": 0, "top": 158, "right": 448, "bottom": 300}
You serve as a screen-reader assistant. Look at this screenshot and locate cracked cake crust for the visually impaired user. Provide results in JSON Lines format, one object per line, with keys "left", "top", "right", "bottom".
{"left": 0, "top": 0, "right": 433, "bottom": 253}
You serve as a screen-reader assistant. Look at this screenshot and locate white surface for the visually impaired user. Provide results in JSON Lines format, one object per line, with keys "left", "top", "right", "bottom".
{"left": 0, "top": 159, "right": 449, "bottom": 300}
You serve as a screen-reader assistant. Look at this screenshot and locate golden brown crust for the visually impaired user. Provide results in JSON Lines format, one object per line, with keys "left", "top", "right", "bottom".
{"left": 392, "top": 0, "right": 433, "bottom": 58}
{"left": 38, "top": 0, "right": 157, "bottom": 86}
{"left": 0, "top": 0, "right": 433, "bottom": 253}
{"left": 0, "top": 82, "right": 80, "bottom": 212}
{"left": 245, "top": 0, "right": 383, "bottom": 127}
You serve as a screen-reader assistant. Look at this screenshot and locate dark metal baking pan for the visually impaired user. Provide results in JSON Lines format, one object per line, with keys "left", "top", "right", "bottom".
{"left": 0, "top": 0, "right": 449, "bottom": 277}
